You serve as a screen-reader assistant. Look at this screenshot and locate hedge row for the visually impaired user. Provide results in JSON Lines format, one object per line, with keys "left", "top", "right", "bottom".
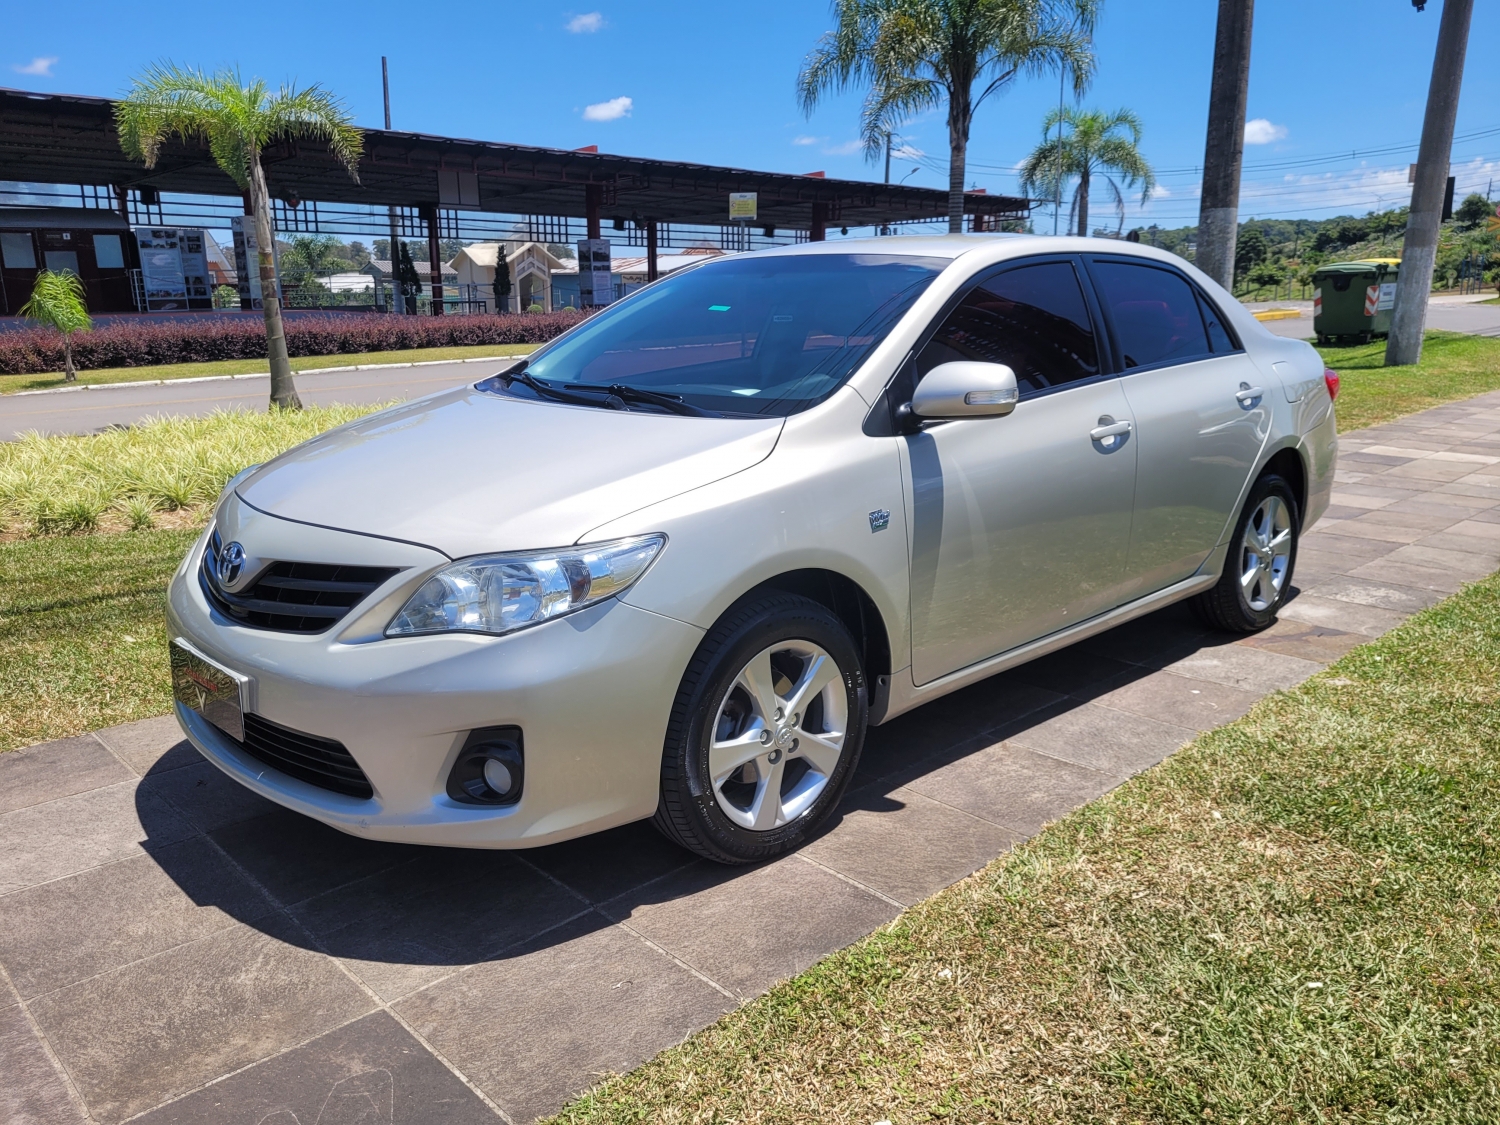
{"left": 0, "top": 311, "right": 589, "bottom": 375}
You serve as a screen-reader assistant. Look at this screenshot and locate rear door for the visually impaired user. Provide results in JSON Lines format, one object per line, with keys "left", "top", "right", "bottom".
{"left": 1084, "top": 257, "right": 1271, "bottom": 598}
{"left": 904, "top": 256, "right": 1138, "bottom": 685}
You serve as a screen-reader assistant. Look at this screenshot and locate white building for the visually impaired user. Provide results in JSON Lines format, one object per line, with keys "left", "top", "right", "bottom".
{"left": 449, "top": 242, "right": 570, "bottom": 313}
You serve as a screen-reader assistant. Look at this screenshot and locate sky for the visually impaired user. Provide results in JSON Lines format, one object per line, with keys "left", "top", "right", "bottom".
{"left": 5, "top": 0, "right": 1499, "bottom": 234}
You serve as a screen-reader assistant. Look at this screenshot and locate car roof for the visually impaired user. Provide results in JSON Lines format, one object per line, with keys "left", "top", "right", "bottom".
{"left": 746, "top": 233, "right": 1187, "bottom": 270}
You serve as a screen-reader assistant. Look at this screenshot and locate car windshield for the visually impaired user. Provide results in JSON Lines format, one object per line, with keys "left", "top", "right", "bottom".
{"left": 507, "top": 253, "right": 946, "bottom": 416}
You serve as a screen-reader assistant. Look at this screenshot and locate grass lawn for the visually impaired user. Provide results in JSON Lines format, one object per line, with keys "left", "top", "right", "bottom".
{"left": 0, "top": 342, "right": 536, "bottom": 395}
{"left": 0, "top": 529, "right": 198, "bottom": 751}
{"left": 1, "top": 403, "right": 385, "bottom": 537}
{"left": 1319, "top": 330, "right": 1500, "bottom": 432}
{"left": 550, "top": 572, "right": 1500, "bottom": 1124}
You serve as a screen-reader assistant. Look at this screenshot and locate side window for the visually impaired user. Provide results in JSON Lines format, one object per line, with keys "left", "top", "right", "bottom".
{"left": 1196, "top": 290, "right": 1240, "bottom": 353}
{"left": 916, "top": 260, "right": 1100, "bottom": 397}
{"left": 1091, "top": 260, "right": 1212, "bottom": 370}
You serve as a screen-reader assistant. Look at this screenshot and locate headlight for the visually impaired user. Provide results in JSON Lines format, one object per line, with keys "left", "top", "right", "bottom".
{"left": 386, "top": 534, "right": 665, "bottom": 637}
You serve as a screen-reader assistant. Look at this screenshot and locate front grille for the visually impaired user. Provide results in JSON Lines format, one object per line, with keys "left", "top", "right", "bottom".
{"left": 201, "top": 528, "right": 401, "bottom": 633}
{"left": 235, "top": 713, "right": 374, "bottom": 799}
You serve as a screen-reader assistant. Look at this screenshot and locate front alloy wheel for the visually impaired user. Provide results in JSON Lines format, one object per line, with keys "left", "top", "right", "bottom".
{"left": 654, "top": 594, "right": 867, "bottom": 864}
{"left": 709, "top": 640, "right": 849, "bottom": 832}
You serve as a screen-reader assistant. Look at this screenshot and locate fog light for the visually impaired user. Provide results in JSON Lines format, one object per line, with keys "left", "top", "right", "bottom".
{"left": 446, "top": 726, "right": 524, "bottom": 805}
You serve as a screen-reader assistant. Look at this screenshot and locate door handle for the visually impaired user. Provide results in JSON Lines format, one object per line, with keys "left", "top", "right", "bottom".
{"left": 1236, "top": 383, "right": 1264, "bottom": 405}
{"left": 1090, "top": 419, "right": 1133, "bottom": 441}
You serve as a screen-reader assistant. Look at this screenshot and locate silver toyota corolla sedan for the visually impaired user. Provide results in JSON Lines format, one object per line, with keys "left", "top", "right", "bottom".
{"left": 167, "top": 235, "right": 1337, "bottom": 864}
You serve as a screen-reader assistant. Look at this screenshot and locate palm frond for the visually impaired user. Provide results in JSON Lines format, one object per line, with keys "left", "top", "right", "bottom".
{"left": 18, "top": 270, "right": 92, "bottom": 335}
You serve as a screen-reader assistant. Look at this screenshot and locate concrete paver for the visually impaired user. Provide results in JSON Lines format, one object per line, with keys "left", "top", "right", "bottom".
{"left": 3, "top": 389, "right": 1500, "bottom": 1121}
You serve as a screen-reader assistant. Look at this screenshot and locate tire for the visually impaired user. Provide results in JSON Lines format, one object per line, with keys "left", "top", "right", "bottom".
{"left": 1191, "top": 472, "right": 1300, "bottom": 633}
{"left": 652, "top": 593, "right": 868, "bottom": 864}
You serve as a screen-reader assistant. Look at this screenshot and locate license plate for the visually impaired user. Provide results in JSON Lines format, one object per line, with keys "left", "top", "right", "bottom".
{"left": 170, "top": 640, "right": 246, "bottom": 742}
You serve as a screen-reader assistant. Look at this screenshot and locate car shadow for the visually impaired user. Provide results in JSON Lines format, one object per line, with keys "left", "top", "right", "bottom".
{"left": 135, "top": 592, "right": 1302, "bottom": 978}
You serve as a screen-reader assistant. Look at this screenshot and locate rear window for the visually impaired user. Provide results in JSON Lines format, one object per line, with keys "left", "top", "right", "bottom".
{"left": 517, "top": 253, "right": 945, "bottom": 416}
{"left": 1091, "top": 260, "right": 1213, "bottom": 370}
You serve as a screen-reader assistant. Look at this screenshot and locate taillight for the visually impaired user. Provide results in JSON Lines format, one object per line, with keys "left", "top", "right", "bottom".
{"left": 1324, "top": 368, "right": 1340, "bottom": 401}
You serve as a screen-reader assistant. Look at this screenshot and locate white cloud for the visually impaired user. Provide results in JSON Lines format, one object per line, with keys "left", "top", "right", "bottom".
{"left": 823, "top": 139, "right": 864, "bottom": 156}
{"left": 567, "top": 12, "right": 604, "bottom": 32}
{"left": 583, "top": 96, "right": 632, "bottom": 122}
{"left": 1244, "top": 118, "right": 1288, "bottom": 145}
{"left": 12, "top": 56, "right": 58, "bottom": 77}
{"left": 792, "top": 135, "right": 821, "bottom": 146}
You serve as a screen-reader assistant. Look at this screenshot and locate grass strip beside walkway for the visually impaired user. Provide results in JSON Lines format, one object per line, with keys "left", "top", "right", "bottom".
{"left": 0, "top": 343, "right": 535, "bottom": 395}
{"left": 0, "top": 529, "right": 198, "bottom": 751}
{"left": 1319, "top": 330, "right": 1500, "bottom": 432}
{"left": 551, "top": 573, "right": 1500, "bottom": 1123}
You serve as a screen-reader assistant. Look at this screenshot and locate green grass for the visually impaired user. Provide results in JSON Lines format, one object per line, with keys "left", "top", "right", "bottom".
{"left": 0, "top": 342, "right": 535, "bottom": 395}
{"left": 1320, "top": 330, "right": 1500, "bottom": 431}
{"left": 549, "top": 572, "right": 1500, "bottom": 1124}
{"left": 0, "top": 403, "right": 385, "bottom": 537}
{"left": 0, "top": 530, "right": 199, "bottom": 751}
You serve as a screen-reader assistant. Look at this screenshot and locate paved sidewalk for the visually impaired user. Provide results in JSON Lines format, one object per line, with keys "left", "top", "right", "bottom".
{"left": 5, "top": 393, "right": 1500, "bottom": 1124}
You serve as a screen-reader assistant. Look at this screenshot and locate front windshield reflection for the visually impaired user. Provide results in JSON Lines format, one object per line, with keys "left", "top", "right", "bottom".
{"left": 509, "top": 253, "right": 945, "bottom": 417}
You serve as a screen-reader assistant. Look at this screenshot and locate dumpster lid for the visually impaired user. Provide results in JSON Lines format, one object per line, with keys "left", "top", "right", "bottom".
{"left": 1314, "top": 259, "right": 1399, "bottom": 276}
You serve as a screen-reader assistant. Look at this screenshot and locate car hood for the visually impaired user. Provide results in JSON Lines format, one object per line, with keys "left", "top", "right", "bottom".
{"left": 237, "top": 386, "right": 784, "bottom": 558}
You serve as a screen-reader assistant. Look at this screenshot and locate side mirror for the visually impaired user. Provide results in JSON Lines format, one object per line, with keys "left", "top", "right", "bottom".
{"left": 911, "top": 361, "right": 1019, "bottom": 419}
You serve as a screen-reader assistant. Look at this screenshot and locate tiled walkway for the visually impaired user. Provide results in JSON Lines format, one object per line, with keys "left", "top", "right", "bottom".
{"left": 6, "top": 392, "right": 1500, "bottom": 1124}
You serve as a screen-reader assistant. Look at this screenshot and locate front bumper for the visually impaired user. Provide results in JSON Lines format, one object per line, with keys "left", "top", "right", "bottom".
{"left": 168, "top": 518, "right": 704, "bottom": 848}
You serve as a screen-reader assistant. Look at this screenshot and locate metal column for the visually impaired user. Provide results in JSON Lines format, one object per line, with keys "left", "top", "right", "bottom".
{"left": 422, "top": 203, "right": 444, "bottom": 316}
{"left": 585, "top": 184, "right": 603, "bottom": 241}
{"left": 646, "top": 220, "right": 658, "bottom": 282}
{"left": 810, "top": 201, "right": 828, "bottom": 242}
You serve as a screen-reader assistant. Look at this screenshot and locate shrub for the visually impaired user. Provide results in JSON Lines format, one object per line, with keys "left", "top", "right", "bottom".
{"left": 0, "top": 310, "right": 589, "bottom": 375}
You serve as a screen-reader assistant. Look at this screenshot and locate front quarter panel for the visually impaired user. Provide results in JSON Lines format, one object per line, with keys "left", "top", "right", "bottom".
{"left": 586, "top": 387, "right": 912, "bottom": 670}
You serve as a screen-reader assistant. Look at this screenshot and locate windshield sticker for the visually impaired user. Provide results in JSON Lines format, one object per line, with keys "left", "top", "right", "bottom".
{"left": 708, "top": 304, "right": 731, "bottom": 311}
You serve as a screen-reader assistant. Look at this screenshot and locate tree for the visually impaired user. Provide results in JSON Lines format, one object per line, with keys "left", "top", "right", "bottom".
{"left": 494, "top": 247, "right": 513, "bottom": 314}
{"left": 1018, "top": 106, "right": 1154, "bottom": 237}
{"left": 1234, "top": 225, "right": 1268, "bottom": 285}
{"left": 281, "top": 234, "right": 347, "bottom": 288}
{"left": 1454, "top": 192, "right": 1492, "bottom": 230}
{"left": 19, "top": 270, "right": 92, "bottom": 382}
{"left": 797, "top": 0, "right": 1097, "bottom": 233}
{"left": 116, "top": 65, "right": 362, "bottom": 409}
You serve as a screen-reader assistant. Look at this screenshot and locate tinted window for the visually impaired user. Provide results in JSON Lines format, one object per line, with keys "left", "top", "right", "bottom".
{"left": 916, "top": 260, "right": 1100, "bottom": 396}
{"left": 1092, "top": 261, "right": 1212, "bottom": 369}
{"left": 1197, "top": 290, "right": 1239, "bottom": 353}
{"left": 516, "top": 253, "right": 944, "bottom": 416}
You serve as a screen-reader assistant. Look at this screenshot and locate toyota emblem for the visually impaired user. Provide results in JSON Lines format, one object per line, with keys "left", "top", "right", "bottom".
{"left": 218, "top": 541, "right": 247, "bottom": 587}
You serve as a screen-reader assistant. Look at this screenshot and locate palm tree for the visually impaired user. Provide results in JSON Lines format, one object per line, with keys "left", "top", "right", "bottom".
{"left": 19, "top": 270, "right": 92, "bottom": 382}
{"left": 116, "top": 66, "right": 362, "bottom": 409}
{"left": 797, "top": 0, "right": 1097, "bottom": 233}
{"left": 1019, "top": 106, "right": 1154, "bottom": 237}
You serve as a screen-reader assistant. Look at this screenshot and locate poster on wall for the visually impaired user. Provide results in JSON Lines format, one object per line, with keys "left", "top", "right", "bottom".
{"left": 136, "top": 230, "right": 187, "bottom": 310}
{"left": 178, "top": 230, "right": 211, "bottom": 304}
{"left": 231, "top": 216, "right": 281, "bottom": 309}
{"left": 577, "top": 238, "right": 613, "bottom": 306}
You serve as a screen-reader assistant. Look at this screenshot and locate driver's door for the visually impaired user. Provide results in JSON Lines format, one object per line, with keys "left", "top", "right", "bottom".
{"left": 903, "top": 257, "right": 1138, "bottom": 685}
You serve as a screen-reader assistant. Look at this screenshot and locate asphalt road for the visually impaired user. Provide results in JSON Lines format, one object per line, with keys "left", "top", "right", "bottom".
{"left": 0, "top": 357, "right": 520, "bottom": 441}
{"left": 1256, "top": 294, "right": 1500, "bottom": 340}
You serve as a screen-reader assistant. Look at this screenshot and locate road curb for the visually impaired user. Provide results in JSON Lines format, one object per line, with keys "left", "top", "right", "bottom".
{"left": 7, "top": 352, "right": 531, "bottom": 398}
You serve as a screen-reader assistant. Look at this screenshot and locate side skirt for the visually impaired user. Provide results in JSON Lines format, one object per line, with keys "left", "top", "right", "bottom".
{"left": 874, "top": 571, "right": 1218, "bottom": 726}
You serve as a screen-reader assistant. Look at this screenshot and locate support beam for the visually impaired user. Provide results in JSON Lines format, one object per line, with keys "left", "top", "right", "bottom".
{"left": 1196, "top": 0, "right": 1255, "bottom": 291}
{"left": 422, "top": 204, "right": 444, "bottom": 316}
{"left": 1387, "top": 0, "right": 1474, "bottom": 367}
{"left": 646, "top": 220, "right": 658, "bottom": 282}
{"left": 810, "top": 201, "right": 828, "bottom": 242}
{"left": 113, "top": 185, "right": 129, "bottom": 223}
{"left": 585, "top": 184, "right": 602, "bottom": 240}
{"left": 239, "top": 192, "right": 254, "bottom": 312}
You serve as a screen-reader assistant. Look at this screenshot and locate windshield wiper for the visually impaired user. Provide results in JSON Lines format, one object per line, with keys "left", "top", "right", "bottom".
{"left": 500, "top": 369, "right": 620, "bottom": 408}
{"left": 565, "top": 382, "right": 720, "bottom": 418}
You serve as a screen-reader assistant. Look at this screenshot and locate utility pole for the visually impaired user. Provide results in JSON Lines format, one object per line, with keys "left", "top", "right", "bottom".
{"left": 382, "top": 57, "right": 404, "bottom": 315}
{"left": 1387, "top": 0, "right": 1474, "bottom": 366}
{"left": 884, "top": 132, "right": 892, "bottom": 184}
{"left": 1196, "top": 0, "right": 1255, "bottom": 290}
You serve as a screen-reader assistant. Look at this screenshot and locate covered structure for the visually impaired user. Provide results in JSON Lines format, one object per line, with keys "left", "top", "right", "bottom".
{"left": 0, "top": 86, "right": 1030, "bottom": 314}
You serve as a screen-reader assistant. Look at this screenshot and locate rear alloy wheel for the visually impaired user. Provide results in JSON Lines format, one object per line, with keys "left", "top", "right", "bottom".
{"left": 653, "top": 594, "right": 866, "bottom": 864}
{"left": 1192, "top": 472, "right": 1299, "bottom": 632}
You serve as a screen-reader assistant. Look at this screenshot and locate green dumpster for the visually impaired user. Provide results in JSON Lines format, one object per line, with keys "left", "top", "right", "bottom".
{"left": 1313, "top": 259, "right": 1400, "bottom": 345}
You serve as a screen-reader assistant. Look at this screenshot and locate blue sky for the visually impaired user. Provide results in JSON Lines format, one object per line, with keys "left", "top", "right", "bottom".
{"left": 6, "top": 0, "right": 1499, "bottom": 231}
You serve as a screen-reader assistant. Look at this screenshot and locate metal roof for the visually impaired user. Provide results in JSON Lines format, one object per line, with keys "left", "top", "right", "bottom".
{"left": 0, "top": 87, "right": 1029, "bottom": 230}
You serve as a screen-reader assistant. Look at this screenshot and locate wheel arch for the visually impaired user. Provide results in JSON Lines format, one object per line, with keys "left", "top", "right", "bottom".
{"left": 733, "top": 569, "right": 893, "bottom": 716}
{"left": 1259, "top": 443, "right": 1308, "bottom": 522}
